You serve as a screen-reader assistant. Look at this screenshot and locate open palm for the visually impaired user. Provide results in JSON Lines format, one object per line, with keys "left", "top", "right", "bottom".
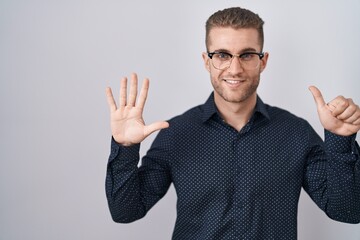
{"left": 106, "top": 73, "right": 169, "bottom": 146}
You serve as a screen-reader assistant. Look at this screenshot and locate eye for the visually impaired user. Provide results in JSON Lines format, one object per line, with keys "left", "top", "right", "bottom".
{"left": 216, "top": 52, "right": 232, "bottom": 60}
{"left": 240, "top": 53, "right": 255, "bottom": 61}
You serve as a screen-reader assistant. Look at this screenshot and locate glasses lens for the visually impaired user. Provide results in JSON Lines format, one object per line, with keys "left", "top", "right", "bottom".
{"left": 211, "top": 53, "right": 231, "bottom": 70}
{"left": 240, "top": 53, "right": 260, "bottom": 69}
{"left": 211, "top": 53, "right": 261, "bottom": 70}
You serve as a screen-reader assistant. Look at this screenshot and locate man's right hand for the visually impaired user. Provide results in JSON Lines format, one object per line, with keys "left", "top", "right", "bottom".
{"left": 106, "top": 73, "right": 169, "bottom": 146}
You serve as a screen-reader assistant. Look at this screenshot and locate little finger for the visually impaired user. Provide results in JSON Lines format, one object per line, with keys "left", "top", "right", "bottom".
{"left": 336, "top": 99, "right": 357, "bottom": 120}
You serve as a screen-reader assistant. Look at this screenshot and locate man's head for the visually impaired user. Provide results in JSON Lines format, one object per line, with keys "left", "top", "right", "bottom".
{"left": 205, "top": 7, "right": 265, "bottom": 51}
{"left": 202, "top": 7, "right": 268, "bottom": 105}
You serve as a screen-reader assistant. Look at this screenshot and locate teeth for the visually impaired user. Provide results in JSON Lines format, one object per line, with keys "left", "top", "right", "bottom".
{"left": 225, "top": 80, "right": 240, "bottom": 84}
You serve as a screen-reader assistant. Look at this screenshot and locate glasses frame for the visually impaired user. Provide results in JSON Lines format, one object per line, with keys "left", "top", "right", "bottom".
{"left": 207, "top": 51, "right": 265, "bottom": 70}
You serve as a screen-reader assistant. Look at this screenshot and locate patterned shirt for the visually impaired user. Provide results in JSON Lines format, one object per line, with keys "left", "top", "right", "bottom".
{"left": 106, "top": 93, "right": 360, "bottom": 239}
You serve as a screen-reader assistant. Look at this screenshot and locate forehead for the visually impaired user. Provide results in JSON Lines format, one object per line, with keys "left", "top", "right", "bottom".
{"left": 208, "top": 27, "right": 261, "bottom": 52}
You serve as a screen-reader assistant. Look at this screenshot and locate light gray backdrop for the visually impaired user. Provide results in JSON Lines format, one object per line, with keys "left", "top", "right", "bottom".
{"left": 1, "top": 0, "right": 359, "bottom": 239}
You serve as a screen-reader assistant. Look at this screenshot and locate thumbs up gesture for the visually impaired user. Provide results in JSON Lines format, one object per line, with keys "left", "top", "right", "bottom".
{"left": 309, "top": 86, "right": 360, "bottom": 136}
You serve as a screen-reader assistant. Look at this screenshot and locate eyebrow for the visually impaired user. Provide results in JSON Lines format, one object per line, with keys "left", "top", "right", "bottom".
{"left": 211, "top": 47, "right": 259, "bottom": 53}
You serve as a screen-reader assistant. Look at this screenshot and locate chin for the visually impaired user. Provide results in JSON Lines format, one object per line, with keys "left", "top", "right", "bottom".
{"left": 225, "top": 96, "right": 249, "bottom": 103}
{"left": 222, "top": 90, "right": 256, "bottom": 103}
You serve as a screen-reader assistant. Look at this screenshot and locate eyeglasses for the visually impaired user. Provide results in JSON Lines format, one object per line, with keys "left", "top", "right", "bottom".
{"left": 207, "top": 51, "right": 264, "bottom": 70}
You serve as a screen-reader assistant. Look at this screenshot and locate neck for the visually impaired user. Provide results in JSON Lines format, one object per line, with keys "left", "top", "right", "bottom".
{"left": 214, "top": 93, "right": 257, "bottom": 131}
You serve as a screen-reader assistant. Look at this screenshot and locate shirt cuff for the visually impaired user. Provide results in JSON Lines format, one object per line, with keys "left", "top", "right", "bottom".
{"left": 109, "top": 137, "right": 140, "bottom": 162}
{"left": 324, "top": 130, "right": 359, "bottom": 155}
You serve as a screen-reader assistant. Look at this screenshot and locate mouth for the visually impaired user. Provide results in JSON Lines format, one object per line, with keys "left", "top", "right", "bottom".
{"left": 223, "top": 79, "right": 245, "bottom": 86}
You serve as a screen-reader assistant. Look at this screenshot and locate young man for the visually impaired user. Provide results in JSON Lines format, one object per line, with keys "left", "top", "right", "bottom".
{"left": 105, "top": 7, "right": 360, "bottom": 239}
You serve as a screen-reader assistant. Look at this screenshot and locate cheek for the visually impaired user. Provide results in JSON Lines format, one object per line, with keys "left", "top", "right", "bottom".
{"left": 247, "top": 68, "right": 261, "bottom": 79}
{"left": 209, "top": 67, "right": 223, "bottom": 82}
{"left": 257, "top": 67, "right": 262, "bottom": 78}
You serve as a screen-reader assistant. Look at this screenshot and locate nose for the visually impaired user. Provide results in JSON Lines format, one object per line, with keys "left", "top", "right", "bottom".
{"left": 227, "top": 56, "right": 244, "bottom": 73}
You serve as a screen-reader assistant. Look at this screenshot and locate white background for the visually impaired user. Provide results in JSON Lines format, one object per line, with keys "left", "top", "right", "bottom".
{"left": 1, "top": 1, "right": 359, "bottom": 239}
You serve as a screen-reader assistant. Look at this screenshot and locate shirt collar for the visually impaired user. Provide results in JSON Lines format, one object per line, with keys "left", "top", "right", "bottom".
{"left": 201, "top": 92, "right": 270, "bottom": 123}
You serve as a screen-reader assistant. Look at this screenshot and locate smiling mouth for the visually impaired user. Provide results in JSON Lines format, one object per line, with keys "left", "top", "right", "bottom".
{"left": 223, "top": 79, "right": 245, "bottom": 85}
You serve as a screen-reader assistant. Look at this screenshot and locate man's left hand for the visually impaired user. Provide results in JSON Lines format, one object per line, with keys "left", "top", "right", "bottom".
{"left": 309, "top": 86, "right": 360, "bottom": 136}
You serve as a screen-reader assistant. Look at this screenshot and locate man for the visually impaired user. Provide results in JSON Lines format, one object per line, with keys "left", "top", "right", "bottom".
{"left": 105, "top": 7, "right": 360, "bottom": 239}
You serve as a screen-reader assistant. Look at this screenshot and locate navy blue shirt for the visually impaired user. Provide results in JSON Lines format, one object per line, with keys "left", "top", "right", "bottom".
{"left": 106, "top": 93, "right": 360, "bottom": 239}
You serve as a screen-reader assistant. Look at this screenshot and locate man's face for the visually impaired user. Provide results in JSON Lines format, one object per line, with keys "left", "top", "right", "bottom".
{"left": 203, "top": 27, "right": 268, "bottom": 104}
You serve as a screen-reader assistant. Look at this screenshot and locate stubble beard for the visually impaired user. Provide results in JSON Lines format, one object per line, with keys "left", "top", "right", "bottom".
{"left": 211, "top": 71, "right": 261, "bottom": 104}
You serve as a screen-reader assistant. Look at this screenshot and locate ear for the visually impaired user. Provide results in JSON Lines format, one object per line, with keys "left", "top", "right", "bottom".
{"left": 202, "top": 52, "right": 211, "bottom": 72}
{"left": 259, "top": 52, "right": 269, "bottom": 73}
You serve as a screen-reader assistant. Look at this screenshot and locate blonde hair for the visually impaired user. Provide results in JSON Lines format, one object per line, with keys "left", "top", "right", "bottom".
{"left": 205, "top": 7, "right": 265, "bottom": 50}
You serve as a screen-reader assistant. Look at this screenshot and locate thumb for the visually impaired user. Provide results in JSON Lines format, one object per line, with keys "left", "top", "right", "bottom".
{"left": 144, "top": 121, "right": 170, "bottom": 137}
{"left": 309, "top": 86, "right": 326, "bottom": 109}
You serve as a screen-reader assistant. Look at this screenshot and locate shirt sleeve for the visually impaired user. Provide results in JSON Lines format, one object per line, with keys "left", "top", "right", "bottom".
{"left": 105, "top": 135, "right": 172, "bottom": 223}
{"left": 303, "top": 129, "right": 360, "bottom": 223}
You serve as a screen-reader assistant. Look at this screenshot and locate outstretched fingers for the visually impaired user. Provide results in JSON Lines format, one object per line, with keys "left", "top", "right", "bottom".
{"left": 107, "top": 73, "right": 170, "bottom": 144}
{"left": 128, "top": 73, "right": 138, "bottom": 107}
{"left": 137, "top": 78, "right": 149, "bottom": 110}
{"left": 106, "top": 87, "right": 117, "bottom": 112}
{"left": 111, "top": 74, "right": 150, "bottom": 111}
{"left": 119, "top": 77, "right": 127, "bottom": 107}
